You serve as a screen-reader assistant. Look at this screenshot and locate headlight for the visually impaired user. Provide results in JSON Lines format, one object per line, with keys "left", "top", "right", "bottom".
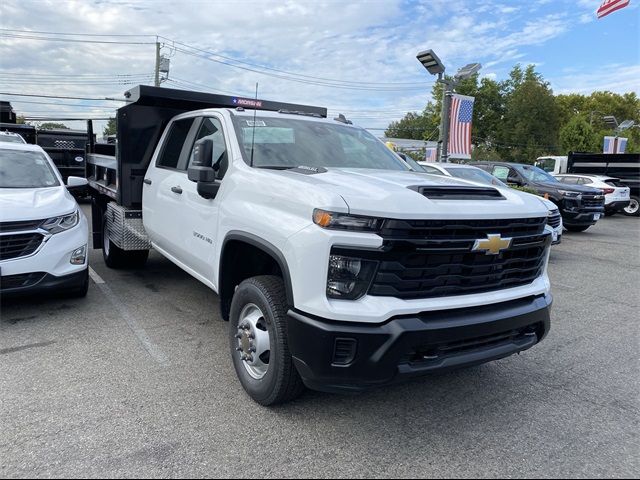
{"left": 313, "top": 209, "right": 382, "bottom": 232}
{"left": 41, "top": 210, "right": 79, "bottom": 234}
{"left": 327, "top": 254, "right": 378, "bottom": 300}
{"left": 558, "top": 190, "right": 581, "bottom": 198}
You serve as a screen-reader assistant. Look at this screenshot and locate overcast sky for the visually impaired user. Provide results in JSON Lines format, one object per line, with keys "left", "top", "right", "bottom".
{"left": 1, "top": 0, "right": 638, "bottom": 135}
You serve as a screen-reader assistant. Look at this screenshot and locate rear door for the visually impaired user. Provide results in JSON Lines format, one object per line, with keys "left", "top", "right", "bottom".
{"left": 143, "top": 116, "right": 198, "bottom": 260}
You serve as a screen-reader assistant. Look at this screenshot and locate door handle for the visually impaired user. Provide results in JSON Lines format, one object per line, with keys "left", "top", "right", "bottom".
{"left": 144, "top": 178, "right": 152, "bottom": 185}
{"left": 171, "top": 186, "right": 183, "bottom": 194}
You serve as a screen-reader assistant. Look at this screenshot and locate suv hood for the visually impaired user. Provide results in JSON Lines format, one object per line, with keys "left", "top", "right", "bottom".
{"left": 0, "top": 186, "right": 77, "bottom": 223}
{"left": 534, "top": 181, "right": 602, "bottom": 195}
{"left": 277, "top": 168, "right": 549, "bottom": 219}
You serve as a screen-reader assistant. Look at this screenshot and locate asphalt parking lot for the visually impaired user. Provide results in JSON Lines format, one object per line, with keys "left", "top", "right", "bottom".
{"left": 1, "top": 207, "right": 639, "bottom": 478}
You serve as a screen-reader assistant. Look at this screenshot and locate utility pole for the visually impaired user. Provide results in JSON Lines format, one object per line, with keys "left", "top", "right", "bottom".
{"left": 438, "top": 75, "right": 453, "bottom": 163}
{"left": 155, "top": 41, "right": 161, "bottom": 87}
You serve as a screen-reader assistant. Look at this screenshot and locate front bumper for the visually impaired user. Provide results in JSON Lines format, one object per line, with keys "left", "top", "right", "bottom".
{"left": 287, "top": 293, "right": 552, "bottom": 394}
{"left": 605, "top": 200, "right": 630, "bottom": 212}
{"left": 562, "top": 209, "right": 604, "bottom": 227}
{"left": 0, "top": 269, "right": 87, "bottom": 297}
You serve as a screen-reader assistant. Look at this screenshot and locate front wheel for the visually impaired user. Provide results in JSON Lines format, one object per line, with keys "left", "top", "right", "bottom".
{"left": 229, "top": 275, "right": 305, "bottom": 406}
{"left": 623, "top": 196, "right": 640, "bottom": 216}
{"left": 565, "top": 225, "right": 590, "bottom": 232}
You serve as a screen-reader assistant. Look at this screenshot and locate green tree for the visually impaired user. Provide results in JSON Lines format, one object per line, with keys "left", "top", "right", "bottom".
{"left": 103, "top": 117, "right": 116, "bottom": 137}
{"left": 38, "top": 122, "right": 69, "bottom": 130}
{"left": 559, "top": 116, "right": 597, "bottom": 154}
{"left": 385, "top": 111, "right": 429, "bottom": 140}
{"left": 16, "top": 115, "right": 28, "bottom": 125}
{"left": 497, "top": 65, "right": 559, "bottom": 162}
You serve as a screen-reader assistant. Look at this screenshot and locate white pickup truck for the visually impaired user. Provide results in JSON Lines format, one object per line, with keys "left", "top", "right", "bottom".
{"left": 87, "top": 86, "right": 553, "bottom": 405}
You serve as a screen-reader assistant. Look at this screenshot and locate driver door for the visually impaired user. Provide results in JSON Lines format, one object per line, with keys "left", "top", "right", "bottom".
{"left": 179, "top": 116, "right": 230, "bottom": 282}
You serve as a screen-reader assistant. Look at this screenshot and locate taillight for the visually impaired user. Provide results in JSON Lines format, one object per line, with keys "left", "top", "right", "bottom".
{"left": 601, "top": 188, "right": 615, "bottom": 195}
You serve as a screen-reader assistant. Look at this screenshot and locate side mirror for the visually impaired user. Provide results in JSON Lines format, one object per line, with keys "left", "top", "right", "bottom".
{"left": 66, "top": 176, "right": 89, "bottom": 188}
{"left": 507, "top": 175, "right": 522, "bottom": 186}
{"left": 188, "top": 139, "right": 216, "bottom": 183}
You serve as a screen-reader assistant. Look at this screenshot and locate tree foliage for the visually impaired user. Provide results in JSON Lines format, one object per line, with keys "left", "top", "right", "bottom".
{"left": 38, "top": 122, "right": 69, "bottom": 130}
{"left": 103, "top": 117, "right": 117, "bottom": 137}
{"left": 385, "top": 63, "right": 640, "bottom": 160}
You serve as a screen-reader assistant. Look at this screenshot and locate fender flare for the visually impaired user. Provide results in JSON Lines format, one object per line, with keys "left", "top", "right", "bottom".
{"left": 220, "top": 231, "right": 295, "bottom": 306}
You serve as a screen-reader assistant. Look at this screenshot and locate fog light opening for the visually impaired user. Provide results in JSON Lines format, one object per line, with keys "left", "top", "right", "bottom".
{"left": 70, "top": 244, "right": 87, "bottom": 265}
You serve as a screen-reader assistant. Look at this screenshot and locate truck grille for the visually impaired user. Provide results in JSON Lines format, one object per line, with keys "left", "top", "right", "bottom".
{"left": 364, "top": 217, "right": 550, "bottom": 300}
{"left": 0, "top": 233, "right": 45, "bottom": 261}
{"left": 582, "top": 195, "right": 605, "bottom": 208}
{"left": 548, "top": 211, "right": 561, "bottom": 229}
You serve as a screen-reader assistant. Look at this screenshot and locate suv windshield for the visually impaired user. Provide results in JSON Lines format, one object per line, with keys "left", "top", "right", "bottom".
{"left": 0, "top": 149, "right": 60, "bottom": 188}
{"left": 231, "top": 115, "right": 408, "bottom": 171}
{"left": 0, "top": 134, "right": 25, "bottom": 144}
{"left": 445, "top": 166, "right": 506, "bottom": 187}
{"left": 514, "top": 164, "right": 558, "bottom": 184}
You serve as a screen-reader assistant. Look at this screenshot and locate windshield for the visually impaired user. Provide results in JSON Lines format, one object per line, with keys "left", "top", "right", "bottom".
{"left": 401, "top": 156, "right": 426, "bottom": 172}
{"left": 515, "top": 164, "right": 559, "bottom": 183}
{"left": 231, "top": 115, "right": 408, "bottom": 171}
{"left": 0, "top": 135, "right": 25, "bottom": 144}
{"left": 0, "top": 149, "right": 60, "bottom": 188}
{"left": 445, "top": 166, "right": 506, "bottom": 187}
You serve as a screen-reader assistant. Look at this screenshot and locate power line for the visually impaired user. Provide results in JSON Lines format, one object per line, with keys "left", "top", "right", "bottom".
{"left": 0, "top": 99, "right": 118, "bottom": 108}
{"left": 160, "top": 36, "right": 428, "bottom": 87}
{"left": 0, "top": 32, "right": 155, "bottom": 45}
{"left": 0, "top": 28, "right": 156, "bottom": 38}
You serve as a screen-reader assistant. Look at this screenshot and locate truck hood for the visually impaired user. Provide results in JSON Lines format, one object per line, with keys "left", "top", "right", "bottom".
{"left": 277, "top": 168, "right": 549, "bottom": 219}
{"left": 0, "top": 186, "right": 77, "bottom": 223}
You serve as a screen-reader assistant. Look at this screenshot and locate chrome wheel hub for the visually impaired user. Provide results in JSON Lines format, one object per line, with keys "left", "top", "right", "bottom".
{"left": 235, "top": 304, "right": 270, "bottom": 380}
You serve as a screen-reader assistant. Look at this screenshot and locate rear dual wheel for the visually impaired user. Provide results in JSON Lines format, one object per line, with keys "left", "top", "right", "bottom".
{"left": 102, "top": 213, "right": 149, "bottom": 269}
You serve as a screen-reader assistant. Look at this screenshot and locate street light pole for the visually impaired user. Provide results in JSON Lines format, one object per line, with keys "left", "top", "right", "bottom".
{"left": 439, "top": 76, "right": 452, "bottom": 163}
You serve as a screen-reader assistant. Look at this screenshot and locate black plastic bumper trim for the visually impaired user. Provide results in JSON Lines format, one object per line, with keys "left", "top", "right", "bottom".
{"left": 287, "top": 294, "right": 552, "bottom": 394}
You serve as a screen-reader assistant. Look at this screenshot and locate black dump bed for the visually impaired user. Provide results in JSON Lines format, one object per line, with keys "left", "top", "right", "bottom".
{"left": 87, "top": 85, "right": 327, "bottom": 208}
{"left": 568, "top": 152, "right": 640, "bottom": 195}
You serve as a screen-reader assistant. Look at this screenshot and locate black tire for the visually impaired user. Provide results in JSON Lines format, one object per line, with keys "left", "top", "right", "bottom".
{"left": 102, "top": 213, "right": 149, "bottom": 269}
{"left": 65, "top": 268, "right": 89, "bottom": 298}
{"left": 622, "top": 196, "right": 640, "bottom": 217}
{"left": 229, "top": 275, "right": 305, "bottom": 406}
{"left": 565, "top": 225, "right": 590, "bottom": 232}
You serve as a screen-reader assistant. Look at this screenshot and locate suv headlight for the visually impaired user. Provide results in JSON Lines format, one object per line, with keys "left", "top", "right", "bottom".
{"left": 327, "top": 254, "right": 378, "bottom": 300}
{"left": 313, "top": 209, "right": 382, "bottom": 232}
{"left": 558, "top": 190, "right": 581, "bottom": 199}
{"left": 41, "top": 210, "right": 79, "bottom": 234}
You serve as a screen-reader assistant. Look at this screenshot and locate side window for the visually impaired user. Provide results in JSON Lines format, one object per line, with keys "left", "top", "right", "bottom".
{"left": 189, "top": 117, "right": 229, "bottom": 179}
{"left": 423, "top": 165, "right": 443, "bottom": 175}
{"left": 492, "top": 165, "right": 510, "bottom": 181}
{"left": 562, "top": 177, "right": 578, "bottom": 185}
{"left": 580, "top": 177, "right": 592, "bottom": 185}
{"left": 157, "top": 118, "right": 195, "bottom": 170}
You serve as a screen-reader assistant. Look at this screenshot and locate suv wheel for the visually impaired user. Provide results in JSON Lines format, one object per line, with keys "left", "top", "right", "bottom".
{"left": 229, "top": 275, "right": 305, "bottom": 406}
{"left": 623, "top": 196, "right": 639, "bottom": 216}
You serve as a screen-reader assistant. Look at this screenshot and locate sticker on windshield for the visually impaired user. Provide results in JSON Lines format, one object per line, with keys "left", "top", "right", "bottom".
{"left": 246, "top": 120, "right": 266, "bottom": 127}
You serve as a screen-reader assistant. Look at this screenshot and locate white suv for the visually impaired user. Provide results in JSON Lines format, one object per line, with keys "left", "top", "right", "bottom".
{"left": 554, "top": 174, "right": 631, "bottom": 216}
{"left": 0, "top": 143, "right": 89, "bottom": 297}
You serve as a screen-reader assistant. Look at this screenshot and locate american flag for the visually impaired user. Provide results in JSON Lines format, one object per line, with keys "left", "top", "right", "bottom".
{"left": 448, "top": 94, "right": 475, "bottom": 159}
{"left": 617, "top": 137, "right": 628, "bottom": 153}
{"left": 424, "top": 147, "right": 438, "bottom": 162}
{"left": 597, "top": 0, "right": 631, "bottom": 18}
{"left": 603, "top": 136, "right": 615, "bottom": 154}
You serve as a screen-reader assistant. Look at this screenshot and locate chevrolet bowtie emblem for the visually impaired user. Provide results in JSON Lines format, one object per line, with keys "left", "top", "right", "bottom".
{"left": 472, "top": 234, "right": 512, "bottom": 255}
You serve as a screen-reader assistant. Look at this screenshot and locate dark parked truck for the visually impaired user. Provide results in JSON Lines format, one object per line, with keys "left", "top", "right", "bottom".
{"left": 88, "top": 85, "right": 554, "bottom": 405}
{"left": 472, "top": 161, "right": 605, "bottom": 232}
{"left": 0, "top": 102, "right": 93, "bottom": 184}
